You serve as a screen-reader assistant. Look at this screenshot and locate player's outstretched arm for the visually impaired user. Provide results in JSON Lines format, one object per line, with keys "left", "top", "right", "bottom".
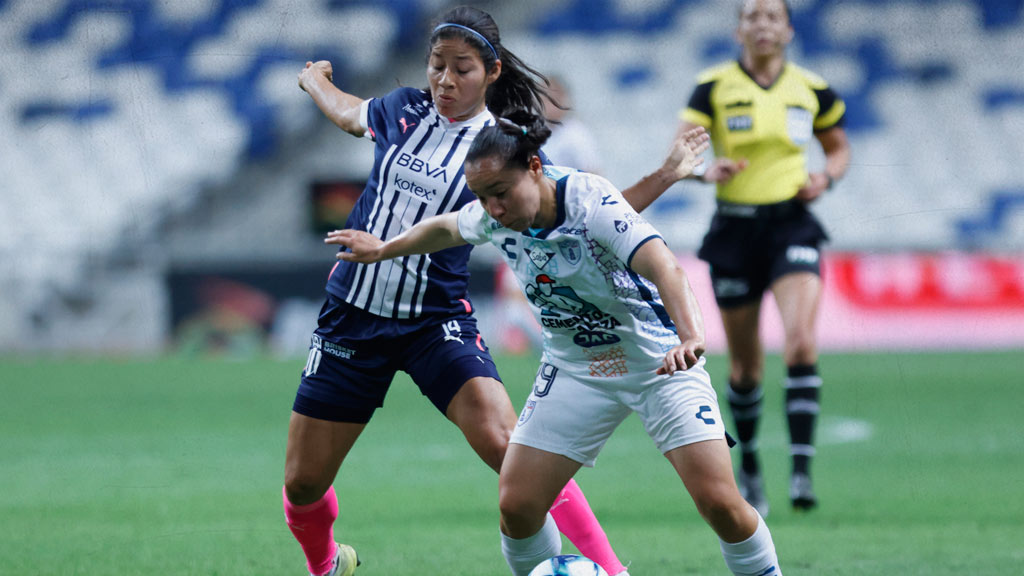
{"left": 298, "top": 60, "right": 366, "bottom": 136}
{"left": 621, "top": 126, "right": 710, "bottom": 213}
{"left": 325, "top": 212, "right": 467, "bottom": 263}
{"left": 629, "top": 239, "right": 706, "bottom": 375}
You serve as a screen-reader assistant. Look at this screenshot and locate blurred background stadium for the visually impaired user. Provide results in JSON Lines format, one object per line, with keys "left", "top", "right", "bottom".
{"left": 2, "top": 0, "right": 1023, "bottom": 357}
{"left": 2, "top": 2, "right": 1023, "bottom": 575}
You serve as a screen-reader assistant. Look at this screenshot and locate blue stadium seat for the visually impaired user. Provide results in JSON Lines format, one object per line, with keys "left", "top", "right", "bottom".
{"left": 985, "top": 88, "right": 1024, "bottom": 111}
{"left": 535, "top": 0, "right": 700, "bottom": 35}
{"left": 980, "top": 0, "right": 1024, "bottom": 28}
{"left": 21, "top": 100, "right": 114, "bottom": 123}
{"left": 956, "top": 189, "right": 1024, "bottom": 247}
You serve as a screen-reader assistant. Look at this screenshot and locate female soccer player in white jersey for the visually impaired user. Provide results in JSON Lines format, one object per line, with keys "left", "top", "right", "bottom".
{"left": 285, "top": 6, "right": 702, "bottom": 576}
{"left": 325, "top": 111, "right": 781, "bottom": 576}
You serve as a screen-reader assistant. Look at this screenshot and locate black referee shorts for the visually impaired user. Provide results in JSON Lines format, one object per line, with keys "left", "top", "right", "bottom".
{"left": 697, "top": 199, "right": 828, "bottom": 309}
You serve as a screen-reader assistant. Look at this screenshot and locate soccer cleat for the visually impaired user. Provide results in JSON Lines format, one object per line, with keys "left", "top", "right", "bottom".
{"left": 790, "top": 473, "right": 817, "bottom": 511}
{"left": 738, "top": 470, "right": 770, "bottom": 518}
{"left": 313, "top": 543, "right": 360, "bottom": 576}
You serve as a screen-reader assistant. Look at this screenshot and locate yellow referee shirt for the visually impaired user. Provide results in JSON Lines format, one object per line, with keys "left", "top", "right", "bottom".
{"left": 680, "top": 61, "right": 846, "bottom": 205}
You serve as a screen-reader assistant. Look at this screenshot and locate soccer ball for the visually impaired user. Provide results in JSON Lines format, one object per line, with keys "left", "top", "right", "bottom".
{"left": 527, "top": 555, "right": 609, "bottom": 576}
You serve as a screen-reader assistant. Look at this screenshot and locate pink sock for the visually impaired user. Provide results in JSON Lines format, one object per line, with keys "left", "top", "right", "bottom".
{"left": 549, "top": 479, "right": 627, "bottom": 575}
{"left": 283, "top": 485, "right": 339, "bottom": 576}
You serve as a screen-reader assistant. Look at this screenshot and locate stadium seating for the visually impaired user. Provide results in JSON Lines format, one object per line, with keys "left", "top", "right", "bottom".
{"left": 0, "top": 0, "right": 1022, "bottom": 351}
{"left": 0, "top": 0, "right": 410, "bottom": 347}
{"left": 514, "top": 0, "right": 1024, "bottom": 250}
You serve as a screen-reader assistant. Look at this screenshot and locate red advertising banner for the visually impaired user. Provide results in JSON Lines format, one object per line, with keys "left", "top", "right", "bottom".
{"left": 691, "top": 252, "right": 1024, "bottom": 352}
{"left": 829, "top": 252, "right": 1024, "bottom": 310}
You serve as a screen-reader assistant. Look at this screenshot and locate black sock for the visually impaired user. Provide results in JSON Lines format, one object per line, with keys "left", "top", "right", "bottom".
{"left": 785, "top": 364, "right": 821, "bottom": 477}
{"left": 728, "top": 381, "right": 763, "bottom": 475}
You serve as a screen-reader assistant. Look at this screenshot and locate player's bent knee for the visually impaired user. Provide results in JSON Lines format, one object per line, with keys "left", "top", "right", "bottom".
{"left": 283, "top": 472, "right": 331, "bottom": 506}
{"left": 465, "top": 421, "right": 511, "bottom": 472}
{"left": 785, "top": 334, "right": 817, "bottom": 365}
{"left": 499, "top": 487, "right": 548, "bottom": 536}
{"left": 693, "top": 487, "right": 749, "bottom": 530}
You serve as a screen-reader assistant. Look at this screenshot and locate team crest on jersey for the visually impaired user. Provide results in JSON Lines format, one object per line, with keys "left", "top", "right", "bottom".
{"left": 614, "top": 220, "right": 629, "bottom": 233}
{"left": 557, "top": 238, "right": 582, "bottom": 265}
{"left": 526, "top": 243, "right": 556, "bottom": 270}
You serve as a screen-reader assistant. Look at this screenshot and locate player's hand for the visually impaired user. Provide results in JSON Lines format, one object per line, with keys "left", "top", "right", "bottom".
{"left": 661, "top": 126, "right": 711, "bottom": 182}
{"left": 325, "top": 229, "right": 384, "bottom": 263}
{"left": 703, "top": 157, "right": 748, "bottom": 184}
{"left": 657, "top": 338, "right": 705, "bottom": 375}
{"left": 797, "top": 172, "right": 829, "bottom": 203}
{"left": 299, "top": 60, "right": 333, "bottom": 92}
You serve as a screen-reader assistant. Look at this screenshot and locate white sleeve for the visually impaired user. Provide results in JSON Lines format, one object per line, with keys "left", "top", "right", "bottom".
{"left": 585, "top": 176, "right": 663, "bottom": 268}
{"left": 359, "top": 99, "right": 372, "bottom": 140}
{"left": 456, "top": 200, "right": 495, "bottom": 246}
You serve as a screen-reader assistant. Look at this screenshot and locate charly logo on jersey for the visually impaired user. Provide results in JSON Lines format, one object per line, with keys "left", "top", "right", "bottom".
{"left": 557, "top": 238, "right": 582, "bottom": 265}
{"left": 525, "top": 274, "right": 622, "bottom": 348}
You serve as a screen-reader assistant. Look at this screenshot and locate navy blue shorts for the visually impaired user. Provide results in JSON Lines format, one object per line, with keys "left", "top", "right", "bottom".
{"left": 698, "top": 200, "right": 828, "bottom": 309}
{"left": 294, "top": 294, "right": 502, "bottom": 423}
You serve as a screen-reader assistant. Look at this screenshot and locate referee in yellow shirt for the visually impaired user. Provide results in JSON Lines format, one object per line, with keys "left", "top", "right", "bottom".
{"left": 677, "top": 0, "right": 851, "bottom": 516}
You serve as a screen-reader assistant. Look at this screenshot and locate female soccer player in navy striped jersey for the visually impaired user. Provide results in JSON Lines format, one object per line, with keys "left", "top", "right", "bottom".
{"left": 284, "top": 6, "right": 703, "bottom": 576}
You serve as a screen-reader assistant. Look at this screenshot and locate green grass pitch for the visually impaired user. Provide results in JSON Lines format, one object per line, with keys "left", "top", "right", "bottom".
{"left": 2, "top": 351, "right": 1022, "bottom": 575}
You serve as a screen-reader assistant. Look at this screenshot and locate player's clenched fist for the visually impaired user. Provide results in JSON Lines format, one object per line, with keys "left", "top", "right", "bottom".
{"left": 298, "top": 60, "right": 333, "bottom": 92}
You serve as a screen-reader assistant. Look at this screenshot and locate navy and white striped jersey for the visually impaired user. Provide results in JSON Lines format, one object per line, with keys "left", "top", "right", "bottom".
{"left": 326, "top": 87, "right": 494, "bottom": 321}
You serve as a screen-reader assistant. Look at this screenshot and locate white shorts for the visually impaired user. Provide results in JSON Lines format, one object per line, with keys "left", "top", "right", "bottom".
{"left": 509, "top": 357, "right": 726, "bottom": 467}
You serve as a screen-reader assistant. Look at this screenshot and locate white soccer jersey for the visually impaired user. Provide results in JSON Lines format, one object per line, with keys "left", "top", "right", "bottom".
{"left": 458, "top": 167, "right": 681, "bottom": 378}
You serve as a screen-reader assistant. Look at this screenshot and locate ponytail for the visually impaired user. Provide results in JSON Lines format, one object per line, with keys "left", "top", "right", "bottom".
{"left": 466, "top": 110, "right": 551, "bottom": 170}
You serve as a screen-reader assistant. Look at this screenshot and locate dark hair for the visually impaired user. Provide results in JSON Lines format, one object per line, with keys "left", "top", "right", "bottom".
{"left": 429, "top": 6, "right": 552, "bottom": 118}
{"left": 465, "top": 110, "right": 551, "bottom": 170}
{"left": 738, "top": 0, "right": 792, "bottom": 22}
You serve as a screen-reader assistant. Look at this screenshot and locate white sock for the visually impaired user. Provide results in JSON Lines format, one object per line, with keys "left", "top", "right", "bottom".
{"left": 500, "top": 513, "right": 562, "bottom": 576}
{"left": 719, "top": 512, "right": 781, "bottom": 576}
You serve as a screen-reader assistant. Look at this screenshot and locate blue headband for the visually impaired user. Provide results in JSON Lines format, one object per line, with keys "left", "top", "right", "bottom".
{"left": 433, "top": 23, "right": 499, "bottom": 61}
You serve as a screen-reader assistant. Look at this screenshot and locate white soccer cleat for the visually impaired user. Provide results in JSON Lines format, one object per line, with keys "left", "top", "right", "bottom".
{"left": 313, "top": 543, "right": 359, "bottom": 576}
{"left": 738, "top": 470, "right": 770, "bottom": 518}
